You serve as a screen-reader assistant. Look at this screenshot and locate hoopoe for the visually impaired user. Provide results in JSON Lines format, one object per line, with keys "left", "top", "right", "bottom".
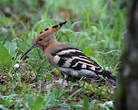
{"left": 21, "top": 21, "right": 117, "bottom": 84}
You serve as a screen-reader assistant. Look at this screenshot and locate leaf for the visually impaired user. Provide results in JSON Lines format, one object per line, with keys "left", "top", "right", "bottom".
{"left": 45, "top": 73, "right": 53, "bottom": 82}
{"left": 0, "top": 16, "right": 12, "bottom": 26}
{"left": 89, "top": 100, "right": 96, "bottom": 110}
{"left": 25, "top": 94, "right": 44, "bottom": 110}
{"left": 0, "top": 44, "right": 12, "bottom": 66}
{"left": 4, "top": 40, "right": 17, "bottom": 57}
{"left": 113, "top": 63, "right": 118, "bottom": 76}
{"left": 0, "top": 105, "right": 8, "bottom": 110}
{"left": 83, "top": 96, "right": 89, "bottom": 110}
{"left": 84, "top": 47, "right": 94, "bottom": 57}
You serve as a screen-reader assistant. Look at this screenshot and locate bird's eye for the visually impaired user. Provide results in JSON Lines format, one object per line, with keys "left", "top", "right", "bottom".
{"left": 38, "top": 38, "right": 43, "bottom": 41}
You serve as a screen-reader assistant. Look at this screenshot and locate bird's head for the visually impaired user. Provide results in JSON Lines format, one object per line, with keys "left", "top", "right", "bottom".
{"left": 21, "top": 21, "right": 67, "bottom": 60}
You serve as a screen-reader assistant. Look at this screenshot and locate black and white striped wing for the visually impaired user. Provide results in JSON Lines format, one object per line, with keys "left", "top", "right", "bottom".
{"left": 52, "top": 47, "right": 103, "bottom": 77}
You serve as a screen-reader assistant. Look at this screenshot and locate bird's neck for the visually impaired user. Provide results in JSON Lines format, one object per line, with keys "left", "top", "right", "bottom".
{"left": 44, "top": 38, "right": 60, "bottom": 54}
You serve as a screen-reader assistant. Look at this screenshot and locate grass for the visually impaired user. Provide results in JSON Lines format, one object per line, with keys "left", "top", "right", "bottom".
{"left": 0, "top": 0, "right": 126, "bottom": 109}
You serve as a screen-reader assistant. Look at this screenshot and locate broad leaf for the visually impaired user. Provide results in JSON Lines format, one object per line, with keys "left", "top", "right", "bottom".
{"left": 4, "top": 40, "right": 17, "bottom": 57}
{"left": 0, "top": 44, "right": 12, "bottom": 66}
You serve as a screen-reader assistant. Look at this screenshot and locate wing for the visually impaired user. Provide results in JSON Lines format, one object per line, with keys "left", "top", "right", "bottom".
{"left": 51, "top": 47, "right": 103, "bottom": 74}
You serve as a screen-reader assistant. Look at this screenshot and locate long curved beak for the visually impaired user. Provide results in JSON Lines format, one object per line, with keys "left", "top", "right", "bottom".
{"left": 21, "top": 44, "right": 37, "bottom": 60}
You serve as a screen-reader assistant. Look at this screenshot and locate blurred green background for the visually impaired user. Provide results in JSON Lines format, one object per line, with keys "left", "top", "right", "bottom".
{"left": 0, "top": 0, "right": 126, "bottom": 109}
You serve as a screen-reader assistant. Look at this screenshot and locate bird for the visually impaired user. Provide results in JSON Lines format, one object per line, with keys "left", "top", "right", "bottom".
{"left": 21, "top": 21, "right": 117, "bottom": 85}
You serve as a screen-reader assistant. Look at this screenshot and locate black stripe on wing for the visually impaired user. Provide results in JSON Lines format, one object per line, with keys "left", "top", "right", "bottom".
{"left": 57, "top": 57, "right": 66, "bottom": 67}
{"left": 58, "top": 51, "right": 85, "bottom": 58}
{"left": 72, "top": 63, "right": 83, "bottom": 70}
{"left": 70, "top": 59, "right": 79, "bottom": 67}
{"left": 51, "top": 47, "right": 80, "bottom": 56}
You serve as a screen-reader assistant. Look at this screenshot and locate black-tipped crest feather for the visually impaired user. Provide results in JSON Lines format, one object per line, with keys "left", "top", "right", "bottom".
{"left": 52, "top": 21, "right": 67, "bottom": 29}
{"left": 52, "top": 25, "right": 59, "bottom": 28}
{"left": 59, "top": 21, "right": 67, "bottom": 27}
{"left": 44, "top": 28, "right": 49, "bottom": 31}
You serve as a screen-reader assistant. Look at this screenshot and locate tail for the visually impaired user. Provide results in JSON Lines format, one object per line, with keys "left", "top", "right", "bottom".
{"left": 101, "top": 70, "right": 118, "bottom": 85}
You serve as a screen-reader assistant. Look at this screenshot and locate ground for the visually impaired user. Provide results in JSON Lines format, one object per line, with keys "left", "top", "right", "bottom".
{"left": 0, "top": 0, "right": 126, "bottom": 109}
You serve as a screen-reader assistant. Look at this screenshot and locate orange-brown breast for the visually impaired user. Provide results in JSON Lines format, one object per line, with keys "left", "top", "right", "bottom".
{"left": 44, "top": 41, "right": 61, "bottom": 66}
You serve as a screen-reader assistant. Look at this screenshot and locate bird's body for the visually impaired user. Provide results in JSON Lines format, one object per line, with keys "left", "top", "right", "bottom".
{"left": 21, "top": 21, "right": 117, "bottom": 84}
{"left": 45, "top": 43, "right": 101, "bottom": 77}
